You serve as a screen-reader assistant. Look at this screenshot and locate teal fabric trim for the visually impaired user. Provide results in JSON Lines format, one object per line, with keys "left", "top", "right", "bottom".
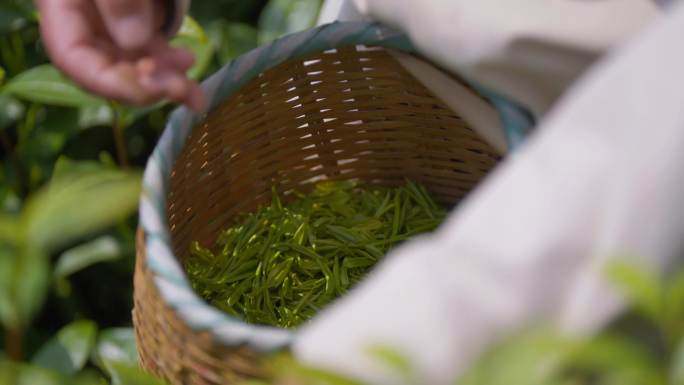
{"left": 140, "top": 20, "right": 535, "bottom": 352}
{"left": 475, "top": 86, "right": 536, "bottom": 148}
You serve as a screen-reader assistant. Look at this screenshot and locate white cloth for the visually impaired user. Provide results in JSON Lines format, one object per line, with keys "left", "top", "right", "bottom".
{"left": 293, "top": 1, "right": 684, "bottom": 385}
{"left": 345, "top": 0, "right": 661, "bottom": 117}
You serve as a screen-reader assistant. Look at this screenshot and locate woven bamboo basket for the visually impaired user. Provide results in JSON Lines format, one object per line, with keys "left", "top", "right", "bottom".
{"left": 133, "top": 21, "right": 533, "bottom": 385}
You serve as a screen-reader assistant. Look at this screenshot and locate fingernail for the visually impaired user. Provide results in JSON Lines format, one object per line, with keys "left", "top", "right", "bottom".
{"left": 112, "top": 15, "right": 152, "bottom": 50}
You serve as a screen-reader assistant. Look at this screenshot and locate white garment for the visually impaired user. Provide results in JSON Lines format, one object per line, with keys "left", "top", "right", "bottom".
{"left": 345, "top": 0, "right": 660, "bottom": 117}
{"left": 291, "top": 1, "right": 684, "bottom": 385}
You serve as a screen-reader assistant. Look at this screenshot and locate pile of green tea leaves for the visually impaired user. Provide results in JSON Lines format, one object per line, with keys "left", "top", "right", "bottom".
{"left": 184, "top": 180, "right": 446, "bottom": 328}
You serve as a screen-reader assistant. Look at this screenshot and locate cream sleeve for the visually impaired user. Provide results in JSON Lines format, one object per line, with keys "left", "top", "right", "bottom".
{"left": 294, "top": 2, "right": 684, "bottom": 385}
{"left": 337, "top": 0, "right": 661, "bottom": 117}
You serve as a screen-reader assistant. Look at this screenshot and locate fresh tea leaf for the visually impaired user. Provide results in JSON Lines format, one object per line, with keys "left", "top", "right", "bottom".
{"left": 207, "top": 21, "right": 258, "bottom": 63}
{"left": 74, "top": 369, "right": 109, "bottom": 385}
{"left": 606, "top": 261, "right": 664, "bottom": 326}
{"left": 22, "top": 168, "right": 141, "bottom": 253}
{"left": 4, "top": 65, "right": 106, "bottom": 108}
{"left": 106, "top": 362, "right": 166, "bottom": 385}
{"left": 32, "top": 320, "right": 98, "bottom": 375}
{"left": 0, "top": 360, "right": 70, "bottom": 385}
{"left": 271, "top": 354, "right": 370, "bottom": 385}
{"left": 92, "top": 328, "right": 138, "bottom": 373}
{"left": 0, "top": 247, "right": 50, "bottom": 330}
{"left": 54, "top": 236, "right": 123, "bottom": 279}
{"left": 0, "top": 214, "right": 19, "bottom": 243}
{"left": 258, "top": 0, "right": 322, "bottom": 45}
{"left": 171, "top": 16, "right": 214, "bottom": 80}
{"left": 0, "top": 247, "right": 18, "bottom": 330}
{"left": 0, "top": 3, "right": 30, "bottom": 34}
{"left": 366, "top": 345, "right": 413, "bottom": 379}
{"left": 77, "top": 104, "right": 114, "bottom": 129}
{"left": 0, "top": 94, "right": 25, "bottom": 130}
{"left": 52, "top": 157, "right": 108, "bottom": 180}
{"left": 665, "top": 268, "right": 684, "bottom": 341}
{"left": 457, "top": 330, "right": 566, "bottom": 385}
{"left": 672, "top": 339, "right": 684, "bottom": 385}
{"left": 568, "top": 333, "right": 666, "bottom": 385}
{"left": 185, "top": 180, "right": 445, "bottom": 328}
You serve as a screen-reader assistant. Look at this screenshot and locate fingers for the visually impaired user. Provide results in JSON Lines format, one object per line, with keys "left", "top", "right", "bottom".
{"left": 138, "top": 58, "right": 208, "bottom": 112}
{"left": 62, "top": 45, "right": 161, "bottom": 105}
{"left": 135, "top": 38, "right": 207, "bottom": 112}
{"left": 94, "top": 0, "right": 157, "bottom": 50}
{"left": 184, "top": 82, "right": 208, "bottom": 113}
{"left": 146, "top": 37, "right": 195, "bottom": 72}
{"left": 39, "top": 0, "right": 206, "bottom": 110}
{"left": 38, "top": 0, "right": 152, "bottom": 104}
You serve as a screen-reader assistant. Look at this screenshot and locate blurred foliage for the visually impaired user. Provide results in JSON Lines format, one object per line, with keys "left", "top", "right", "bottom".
{"left": 0, "top": 0, "right": 321, "bottom": 383}
{"left": 243, "top": 263, "right": 684, "bottom": 385}
{"left": 4, "top": 1, "right": 681, "bottom": 385}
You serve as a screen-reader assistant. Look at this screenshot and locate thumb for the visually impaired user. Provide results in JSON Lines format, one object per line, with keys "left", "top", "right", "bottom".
{"left": 95, "top": 0, "right": 158, "bottom": 50}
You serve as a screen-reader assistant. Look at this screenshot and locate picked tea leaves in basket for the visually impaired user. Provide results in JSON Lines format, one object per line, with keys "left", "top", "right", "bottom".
{"left": 132, "top": 20, "right": 535, "bottom": 385}
{"left": 184, "top": 180, "right": 446, "bottom": 328}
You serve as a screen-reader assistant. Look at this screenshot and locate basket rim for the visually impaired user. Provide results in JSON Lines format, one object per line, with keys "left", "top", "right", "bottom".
{"left": 139, "top": 20, "right": 535, "bottom": 352}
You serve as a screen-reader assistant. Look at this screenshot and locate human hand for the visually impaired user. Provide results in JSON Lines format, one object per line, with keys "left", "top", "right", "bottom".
{"left": 37, "top": 0, "right": 207, "bottom": 112}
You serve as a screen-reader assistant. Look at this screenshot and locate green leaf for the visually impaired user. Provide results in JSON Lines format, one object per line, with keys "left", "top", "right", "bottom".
{"left": 3, "top": 65, "right": 106, "bottom": 108}
{"left": 457, "top": 330, "right": 566, "bottom": 385}
{"left": 32, "top": 320, "right": 98, "bottom": 375}
{"left": 78, "top": 103, "right": 162, "bottom": 130}
{"left": 0, "top": 360, "right": 70, "bottom": 385}
{"left": 0, "top": 214, "right": 19, "bottom": 244}
{"left": 233, "top": 381, "right": 270, "bottom": 385}
{"left": 54, "top": 236, "right": 123, "bottom": 279}
{"left": 77, "top": 105, "right": 115, "bottom": 129}
{"left": 17, "top": 107, "right": 78, "bottom": 168}
{"left": 0, "top": 3, "right": 30, "bottom": 34}
{"left": 52, "top": 157, "right": 108, "bottom": 180}
{"left": 0, "top": 247, "right": 18, "bottom": 330}
{"left": 258, "top": 0, "right": 323, "bottom": 45}
{"left": 92, "top": 329, "right": 142, "bottom": 385}
{"left": 13, "top": 248, "right": 49, "bottom": 329}
{"left": 74, "top": 369, "right": 109, "bottom": 385}
{"left": 106, "top": 362, "right": 165, "bottom": 385}
{"left": 665, "top": 268, "right": 684, "bottom": 341}
{"left": 366, "top": 345, "right": 413, "bottom": 379}
{"left": 269, "top": 354, "right": 368, "bottom": 385}
{"left": 280, "top": 366, "right": 369, "bottom": 385}
{"left": 207, "top": 21, "right": 258, "bottom": 64}
{"left": 92, "top": 328, "right": 139, "bottom": 374}
{"left": 22, "top": 168, "right": 141, "bottom": 253}
{"left": 171, "top": 16, "right": 214, "bottom": 80}
{"left": 672, "top": 339, "right": 684, "bottom": 385}
{"left": 0, "top": 245, "right": 49, "bottom": 331}
{"left": 568, "top": 333, "right": 666, "bottom": 385}
{"left": 0, "top": 94, "right": 25, "bottom": 130}
{"left": 605, "top": 261, "right": 664, "bottom": 326}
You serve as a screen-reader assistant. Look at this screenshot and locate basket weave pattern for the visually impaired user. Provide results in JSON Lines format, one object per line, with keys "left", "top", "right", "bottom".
{"left": 134, "top": 46, "right": 500, "bottom": 385}
{"left": 167, "top": 46, "right": 499, "bottom": 255}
